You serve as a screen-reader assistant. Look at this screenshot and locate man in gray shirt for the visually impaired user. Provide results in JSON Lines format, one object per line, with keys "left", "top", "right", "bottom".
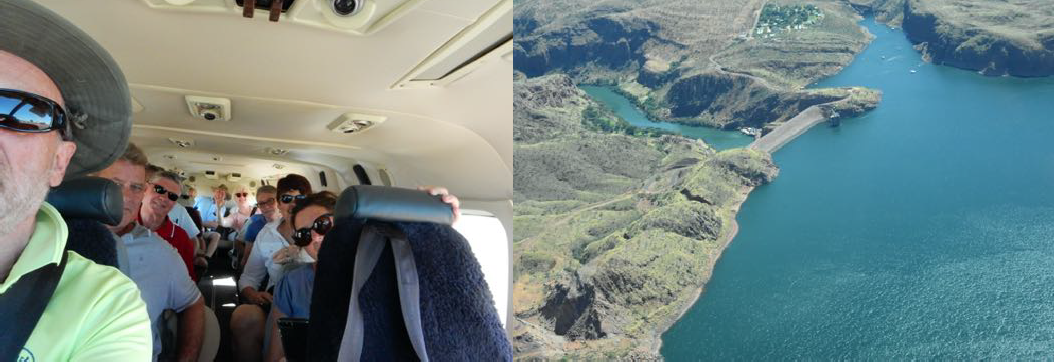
{"left": 93, "top": 143, "right": 204, "bottom": 361}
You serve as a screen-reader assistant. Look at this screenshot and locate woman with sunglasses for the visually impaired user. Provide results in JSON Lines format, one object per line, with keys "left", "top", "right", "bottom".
{"left": 222, "top": 185, "right": 256, "bottom": 233}
{"left": 232, "top": 174, "right": 313, "bottom": 362}
{"left": 264, "top": 191, "right": 337, "bottom": 362}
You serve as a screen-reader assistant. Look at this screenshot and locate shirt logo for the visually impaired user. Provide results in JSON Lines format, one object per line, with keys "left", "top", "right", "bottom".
{"left": 18, "top": 348, "right": 35, "bottom": 362}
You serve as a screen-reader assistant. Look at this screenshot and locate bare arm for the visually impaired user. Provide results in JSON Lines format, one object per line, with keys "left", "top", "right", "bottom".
{"left": 177, "top": 297, "right": 205, "bottom": 362}
{"left": 266, "top": 307, "right": 288, "bottom": 362}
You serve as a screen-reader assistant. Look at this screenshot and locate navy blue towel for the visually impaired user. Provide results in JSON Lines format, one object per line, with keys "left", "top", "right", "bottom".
{"left": 308, "top": 220, "right": 511, "bottom": 361}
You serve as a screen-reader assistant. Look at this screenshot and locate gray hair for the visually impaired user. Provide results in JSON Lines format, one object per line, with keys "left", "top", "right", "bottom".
{"left": 149, "top": 169, "right": 184, "bottom": 186}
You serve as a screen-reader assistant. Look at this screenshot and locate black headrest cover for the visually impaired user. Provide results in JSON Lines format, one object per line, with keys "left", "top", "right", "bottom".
{"left": 335, "top": 185, "right": 453, "bottom": 225}
{"left": 45, "top": 176, "right": 123, "bottom": 226}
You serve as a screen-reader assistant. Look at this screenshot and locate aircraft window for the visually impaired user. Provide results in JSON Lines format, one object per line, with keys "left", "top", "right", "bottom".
{"left": 352, "top": 164, "right": 372, "bottom": 185}
{"left": 452, "top": 211, "right": 509, "bottom": 327}
{"left": 212, "top": 277, "right": 237, "bottom": 287}
{"left": 379, "top": 168, "right": 392, "bottom": 186}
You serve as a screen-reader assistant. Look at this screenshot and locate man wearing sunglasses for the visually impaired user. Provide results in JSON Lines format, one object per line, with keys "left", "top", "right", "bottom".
{"left": 93, "top": 143, "right": 205, "bottom": 361}
{"left": 139, "top": 167, "right": 198, "bottom": 282}
{"left": 235, "top": 185, "right": 279, "bottom": 271}
{"left": 0, "top": 0, "right": 152, "bottom": 359}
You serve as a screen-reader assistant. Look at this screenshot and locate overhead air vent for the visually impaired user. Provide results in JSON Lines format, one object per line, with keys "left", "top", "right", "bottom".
{"left": 204, "top": 170, "right": 218, "bottom": 179}
{"left": 139, "top": 0, "right": 415, "bottom": 36}
{"left": 328, "top": 113, "right": 386, "bottom": 135}
{"left": 163, "top": 154, "right": 176, "bottom": 160}
{"left": 393, "top": 0, "right": 511, "bottom": 88}
{"left": 168, "top": 138, "right": 195, "bottom": 148}
{"left": 186, "top": 95, "right": 232, "bottom": 121}
{"left": 228, "top": 172, "right": 242, "bottom": 182}
{"left": 273, "top": 164, "right": 285, "bottom": 170}
{"left": 266, "top": 147, "right": 289, "bottom": 156}
{"left": 188, "top": 175, "right": 197, "bottom": 183}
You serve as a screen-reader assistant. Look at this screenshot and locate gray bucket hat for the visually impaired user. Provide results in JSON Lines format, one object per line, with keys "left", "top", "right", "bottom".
{"left": 0, "top": 0, "right": 131, "bottom": 179}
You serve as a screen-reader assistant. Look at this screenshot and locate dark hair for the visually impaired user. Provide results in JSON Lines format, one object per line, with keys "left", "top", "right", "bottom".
{"left": 289, "top": 191, "right": 338, "bottom": 225}
{"left": 276, "top": 174, "right": 312, "bottom": 197}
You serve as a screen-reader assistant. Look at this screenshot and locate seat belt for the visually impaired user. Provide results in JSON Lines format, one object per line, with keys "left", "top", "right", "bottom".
{"left": 337, "top": 223, "right": 429, "bottom": 362}
{"left": 0, "top": 251, "right": 69, "bottom": 360}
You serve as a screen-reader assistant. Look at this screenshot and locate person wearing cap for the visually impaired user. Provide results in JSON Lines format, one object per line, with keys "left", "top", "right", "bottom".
{"left": 94, "top": 143, "right": 205, "bottom": 361}
{"left": 0, "top": 0, "right": 151, "bottom": 359}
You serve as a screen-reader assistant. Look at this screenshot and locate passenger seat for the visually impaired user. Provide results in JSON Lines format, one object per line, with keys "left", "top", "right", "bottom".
{"left": 45, "top": 176, "right": 123, "bottom": 268}
{"left": 305, "top": 186, "right": 511, "bottom": 360}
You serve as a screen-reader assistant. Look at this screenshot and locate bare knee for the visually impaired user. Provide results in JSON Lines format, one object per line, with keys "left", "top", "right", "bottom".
{"left": 230, "top": 305, "right": 265, "bottom": 332}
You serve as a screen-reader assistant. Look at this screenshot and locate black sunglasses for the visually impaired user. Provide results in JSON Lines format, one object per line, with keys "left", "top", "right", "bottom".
{"left": 153, "top": 184, "right": 179, "bottom": 202}
{"left": 280, "top": 194, "right": 307, "bottom": 204}
{"left": 235, "top": 192, "right": 248, "bottom": 198}
{"left": 0, "top": 89, "right": 70, "bottom": 140}
{"left": 292, "top": 213, "right": 333, "bottom": 247}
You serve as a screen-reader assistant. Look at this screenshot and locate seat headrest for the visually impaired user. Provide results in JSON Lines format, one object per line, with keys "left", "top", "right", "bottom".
{"left": 45, "top": 176, "right": 123, "bottom": 226}
{"left": 335, "top": 185, "right": 453, "bottom": 225}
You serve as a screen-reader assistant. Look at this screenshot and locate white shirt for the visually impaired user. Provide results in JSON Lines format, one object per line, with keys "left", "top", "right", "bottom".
{"left": 116, "top": 224, "right": 202, "bottom": 360}
{"left": 238, "top": 218, "right": 314, "bottom": 292}
{"left": 167, "top": 205, "right": 200, "bottom": 239}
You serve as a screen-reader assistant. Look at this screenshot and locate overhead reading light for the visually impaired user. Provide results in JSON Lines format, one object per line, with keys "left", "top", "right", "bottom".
{"left": 212, "top": 156, "right": 223, "bottom": 162}
{"left": 168, "top": 138, "right": 195, "bottom": 148}
{"left": 328, "top": 112, "right": 386, "bottom": 135}
{"left": 204, "top": 170, "right": 218, "bottom": 179}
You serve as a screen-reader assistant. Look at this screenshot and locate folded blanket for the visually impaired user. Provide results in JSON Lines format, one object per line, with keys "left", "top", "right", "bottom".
{"left": 309, "top": 219, "right": 511, "bottom": 361}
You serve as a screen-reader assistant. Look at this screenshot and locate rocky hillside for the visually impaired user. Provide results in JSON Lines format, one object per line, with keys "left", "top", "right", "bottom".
{"left": 513, "top": 75, "right": 779, "bottom": 359}
{"left": 901, "top": 0, "right": 1054, "bottom": 77}
{"left": 514, "top": 0, "right": 877, "bottom": 129}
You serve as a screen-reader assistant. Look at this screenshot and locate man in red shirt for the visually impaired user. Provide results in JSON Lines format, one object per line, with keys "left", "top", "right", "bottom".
{"left": 139, "top": 166, "right": 198, "bottom": 281}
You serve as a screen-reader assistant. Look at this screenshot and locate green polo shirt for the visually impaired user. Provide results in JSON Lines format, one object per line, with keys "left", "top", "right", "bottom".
{"left": 0, "top": 202, "right": 152, "bottom": 361}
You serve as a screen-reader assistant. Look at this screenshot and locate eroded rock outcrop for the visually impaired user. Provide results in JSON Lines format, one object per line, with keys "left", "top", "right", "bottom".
{"left": 901, "top": 0, "right": 1054, "bottom": 77}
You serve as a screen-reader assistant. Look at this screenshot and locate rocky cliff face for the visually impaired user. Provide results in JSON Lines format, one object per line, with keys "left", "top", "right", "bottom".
{"left": 515, "top": 0, "right": 878, "bottom": 130}
{"left": 514, "top": 17, "right": 666, "bottom": 79}
{"left": 901, "top": 0, "right": 1054, "bottom": 77}
{"left": 665, "top": 72, "right": 844, "bottom": 128}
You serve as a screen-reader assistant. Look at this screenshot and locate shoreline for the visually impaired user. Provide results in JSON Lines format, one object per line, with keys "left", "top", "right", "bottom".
{"left": 649, "top": 100, "right": 833, "bottom": 356}
{"left": 648, "top": 185, "right": 751, "bottom": 356}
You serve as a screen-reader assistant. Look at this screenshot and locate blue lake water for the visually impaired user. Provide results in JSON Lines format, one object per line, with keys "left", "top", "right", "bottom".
{"left": 579, "top": 85, "right": 754, "bottom": 150}
{"left": 653, "top": 18, "right": 1054, "bottom": 359}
